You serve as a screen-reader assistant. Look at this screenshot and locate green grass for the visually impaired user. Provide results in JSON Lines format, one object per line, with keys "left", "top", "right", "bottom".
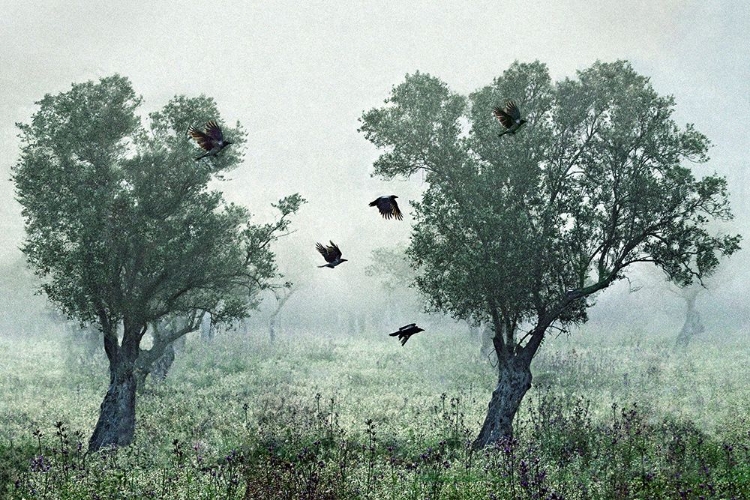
{"left": 1, "top": 325, "right": 748, "bottom": 499}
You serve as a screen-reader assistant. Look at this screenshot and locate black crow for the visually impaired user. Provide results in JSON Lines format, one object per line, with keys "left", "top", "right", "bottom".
{"left": 493, "top": 101, "right": 526, "bottom": 137}
{"left": 188, "top": 120, "right": 232, "bottom": 160}
{"left": 389, "top": 323, "right": 425, "bottom": 346}
{"left": 316, "top": 241, "right": 348, "bottom": 268}
{"left": 369, "top": 195, "right": 403, "bottom": 220}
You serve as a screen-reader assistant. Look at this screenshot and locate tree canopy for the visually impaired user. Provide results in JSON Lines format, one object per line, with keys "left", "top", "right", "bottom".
{"left": 361, "top": 60, "right": 739, "bottom": 352}
{"left": 12, "top": 74, "right": 304, "bottom": 449}
{"left": 360, "top": 60, "right": 740, "bottom": 446}
{"left": 14, "top": 74, "right": 303, "bottom": 331}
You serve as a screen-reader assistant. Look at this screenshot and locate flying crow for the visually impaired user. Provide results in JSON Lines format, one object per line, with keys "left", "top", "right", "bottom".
{"left": 493, "top": 101, "right": 526, "bottom": 137}
{"left": 188, "top": 120, "right": 232, "bottom": 160}
{"left": 369, "top": 195, "right": 403, "bottom": 220}
{"left": 389, "top": 323, "right": 425, "bottom": 346}
{"left": 316, "top": 241, "right": 348, "bottom": 268}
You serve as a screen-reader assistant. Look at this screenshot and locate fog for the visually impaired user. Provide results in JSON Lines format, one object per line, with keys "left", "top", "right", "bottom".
{"left": 1, "top": 1, "right": 749, "bottom": 339}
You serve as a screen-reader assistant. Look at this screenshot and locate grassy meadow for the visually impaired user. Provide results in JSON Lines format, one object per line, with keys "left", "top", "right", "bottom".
{"left": 1, "top": 322, "right": 748, "bottom": 499}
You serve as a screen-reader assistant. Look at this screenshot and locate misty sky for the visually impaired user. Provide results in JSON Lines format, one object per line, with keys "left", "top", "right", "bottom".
{"left": 1, "top": 2, "right": 748, "bottom": 315}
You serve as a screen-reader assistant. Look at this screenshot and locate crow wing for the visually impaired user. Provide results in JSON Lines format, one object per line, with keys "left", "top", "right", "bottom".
{"left": 204, "top": 120, "right": 225, "bottom": 142}
{"left": 504, "top": 100, "right": 522, "bottom": 121}
{"left": 316, "top": 242, "right": 334, "bottom": 263}
{"left": 493, "top": 101, "right": 522, "bottom": 129}
{"left": 189, "top": 120, "right": 225, "bottom": 151}
{"left": 390, "top": 324, "right": 423, "bottom": 336}
{"left": 188, "top": 127, "right": 215, "bottom": 151}
{"left": 386, "top": 197, "right": 403, "bottom": 220}
{"left": 371, "top": 196, "right": 403, "bottom": 220}
{"left": 328, "top": 241, "right": 343, "bottom": 260}
{"left": 406, "top": 326, "right": 424, "bottom": 335}
{"left": 316, "top": 241, "right": 342, "bottom": 263}
{"left": 492, "top": 106, "right": 514, "bottom": 129}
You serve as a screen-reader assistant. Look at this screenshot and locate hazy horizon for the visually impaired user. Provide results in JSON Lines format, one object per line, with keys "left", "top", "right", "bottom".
{"left": 1, "top": 1, "right": 748, "bottom": 337}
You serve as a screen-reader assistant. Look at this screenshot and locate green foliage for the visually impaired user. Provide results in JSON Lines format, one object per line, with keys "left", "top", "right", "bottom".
{"left": 360, "top": 60, "right": 741, "bottom": 354}
{"left": 12, "top": 73, "right": 304, "bottom": 347}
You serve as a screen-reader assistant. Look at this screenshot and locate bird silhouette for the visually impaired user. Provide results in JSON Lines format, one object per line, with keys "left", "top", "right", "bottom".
{"left": 369, "top": 195, "right": 403, "bottom": 220}
{"left": 188, "top": 120, "right": 232, "bottom": 160}
{"left": 493, "top": 101, "right": 527, "bottom": 137}
{"left": 389, "top": 323, "right": 425, "bottom": 346}
{"left": 316, "top": 241, "right": 348, "bottom": 268}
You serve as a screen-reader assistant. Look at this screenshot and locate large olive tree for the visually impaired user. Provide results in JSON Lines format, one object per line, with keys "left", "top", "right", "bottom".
{"left": 359, "top": 61, "right": 740, "bottom": 448}
{"left": 13, "top": 75, "right": 304, "bottom": 451}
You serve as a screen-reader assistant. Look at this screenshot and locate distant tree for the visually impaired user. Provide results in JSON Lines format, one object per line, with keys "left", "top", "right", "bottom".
{"left": 134, "top": 312, "right": 203, "bottom": 386}
{"left": 669, "top": 257, "right": 732, "bottom": 348}
{"left": 366, "top": 245, "right": 483, "bottom": 339}
{"left": 12, "top": 75, "right": 304, "bottom": 451}
{"left": 268, "top": 282, "right": 297, "bottom": 342}
{"left": 360, "top": 61, "right": 740, "bottom": 449}
{"left": 365, "top": 245, "right": 414, "bottom": 293}
{"left": 674, "top": 283, "right": 705, "bottom": 348}
{"left": 365, "top": 245, "right": 416, "bottom": 330}
{"left": 635, "top": 252, "right": 733, "bottom": 348}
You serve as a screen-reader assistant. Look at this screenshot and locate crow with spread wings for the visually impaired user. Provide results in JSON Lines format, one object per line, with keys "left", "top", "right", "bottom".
{"left": 493, "top": 100, "right": 526, "bottom": 137}
{"left": 369, "top": 195, "right": 403, "bottom": 220}
{"left": 188, "top": 120, "right": 232, "bottom": 160}
{"left": 316, "top": 241, "right": 348, "bottom": 268}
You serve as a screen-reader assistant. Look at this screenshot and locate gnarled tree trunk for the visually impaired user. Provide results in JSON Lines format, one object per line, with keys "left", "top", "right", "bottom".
{"left": 480, "top": 324, "right": 496, "bottom": 363}
{"left": 89, "top": 363, "right": 137, "bottom": 450}
{"left": 472, "top": 356, "right": 532, "bottom": 449}
{"left": 89, "top": 322, "right": 141, "bottom": 451}
{"left": 472, "top": 306, "right": 550, "bottom": 450}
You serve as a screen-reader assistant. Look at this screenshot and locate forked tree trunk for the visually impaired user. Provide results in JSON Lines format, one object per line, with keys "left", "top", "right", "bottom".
{"left": 471, "top": 280, "right": 613, "bottom": 449}
{"left": 89, "top": 356, "right": 138, "bottom": 450}
{"left": 472, "top": 356, "right": 532, "bottom": 449}
{"left": 135, "top": 320, "right": 194, "bottom": 387}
